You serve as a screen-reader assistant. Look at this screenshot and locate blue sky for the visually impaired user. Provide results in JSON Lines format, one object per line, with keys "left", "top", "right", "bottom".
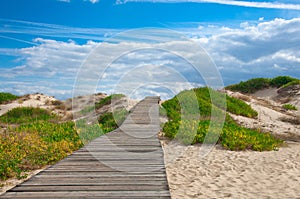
{"left": 1, "top": 0, "right": 300, "bottom": 99}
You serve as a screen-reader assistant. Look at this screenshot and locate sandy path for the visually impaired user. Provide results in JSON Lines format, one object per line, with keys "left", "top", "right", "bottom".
{"left": 164, "top": 142, "right": 300, "bottom": 199}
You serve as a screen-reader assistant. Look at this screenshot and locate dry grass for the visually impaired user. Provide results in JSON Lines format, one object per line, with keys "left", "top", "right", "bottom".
{"left": 274, "top": 132, "right": 300, "bottom": 142}
{"left": 236, "top": 94, "right": 251, "bottom": 102}
{"left": 51, "top": 100, "right": 66, "bottom": 110}
{"left": 279, "top": 116, "right": 300, "bottom": 125}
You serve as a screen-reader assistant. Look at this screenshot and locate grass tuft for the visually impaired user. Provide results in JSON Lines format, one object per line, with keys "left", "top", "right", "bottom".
{"left": 282, "top": 104, "right": 297, "bottom": 111}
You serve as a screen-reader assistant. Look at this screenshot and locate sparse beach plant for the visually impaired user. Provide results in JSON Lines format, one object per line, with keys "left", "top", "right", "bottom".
{"left": 282, "top": 104, "right": 297, "bottom": 111}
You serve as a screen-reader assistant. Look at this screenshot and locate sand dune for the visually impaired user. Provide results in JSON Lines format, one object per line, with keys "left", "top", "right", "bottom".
{"left": 163, "top": 88, "right": 300, "bottom": 198}
{"left": 164, "top": 142, "right": 300, "bottom": 199}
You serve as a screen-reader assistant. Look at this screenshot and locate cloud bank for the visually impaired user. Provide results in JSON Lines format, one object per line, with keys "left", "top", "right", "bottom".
{"left": 1, "top": 18, "right": 300, "bottom": 99}
{"left": 59, "top": 0, "right": 99, "bottom": 3}
{"left": 117, "top": 0, "right": 300, "bottom": 10}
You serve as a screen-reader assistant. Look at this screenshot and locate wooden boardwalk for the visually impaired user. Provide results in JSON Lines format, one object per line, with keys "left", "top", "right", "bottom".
{"left": 1, "top": 97, "right": 171, "bottom": 199}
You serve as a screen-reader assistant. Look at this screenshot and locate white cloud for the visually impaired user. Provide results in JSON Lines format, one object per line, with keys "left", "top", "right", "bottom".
{"left": 2, "top": 18, "right": 300, "bottom": 99}
{"left": 194, "top": 18, "right": 300, "bottom": 81}
{"left": 0, "top": 18, "right": 117, "bottom": 42}
{"left": 58, "top": 0, "right": 99, "bottom": 3}
{"left": 118, "top": 0, "right": 300, "bottom": 10}
{"left": 1, "top": 36, "right": 212, "bottom": 99}
{"left": 88, "top": 0, "right": 99, "bottom": 3}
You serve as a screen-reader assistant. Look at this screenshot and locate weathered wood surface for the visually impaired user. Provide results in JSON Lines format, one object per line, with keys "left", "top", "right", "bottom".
{"left": 1, "top": 96, "right": 171, "bottom": 199}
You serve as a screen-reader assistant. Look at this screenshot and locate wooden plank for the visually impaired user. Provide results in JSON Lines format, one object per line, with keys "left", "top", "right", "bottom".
{"left": 2, "top": 191, "right": 171, "bottom": 198}
{"left": 12, "top": 185, "right": 170, "bottom": 192}
{"left": 23, "top": 180, "right": 169, "bottom": 185}
{"left": 0, "top": 96, "right": 171, "bottom": 199}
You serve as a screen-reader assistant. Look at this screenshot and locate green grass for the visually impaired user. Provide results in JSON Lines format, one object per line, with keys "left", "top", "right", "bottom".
{"left": 0, "top": 120, "right": 83, "bottom": 180}
{"left": 282, "top": 104, "right": 298, "bottom": 111}
{"left": 95, "top": 94, "right": 125, "bottom": 109}
{"left": 0, "top": 107, "right": 58, "bottom": 124}
{"left": 79, "top": 105, "right": 94, "bottom": 115}
{"left": 0, "top": 107, "right": 84, "bottom": 180}
{"left": 75, "top": 108, "right": 129, "bottom": 144}
{"left": 0, "top": 94, "right": 130, "bottom": 181}
{"left": 75, "top": 119, "right": 104, "bottom": 145}
{"left": 78, "top": 94, "right": 126, "bottom": 116}
{"left": 269, "top": 76, "right": 299, "bottom": 88}
{"left": 0, "top": 92, "right": 18, "bottom": 104}
{"left": 226, "top": 76, "right": 300, "bottom": 94}
{"left": 98, "top": 108, "right": 128, "bottom": 133}
{"left": 226, "top": 95, "right": 258, "bottom": 118}
{"left": 221, "top": 122, "right": 282, "bottom": 151}
{"left": 162, "top": 87, "right": 282, "bottom": 151}
{"left": 280, "top": 80, "right": 300, "bottom": 88}
{"left": 162, "top": 87, "right": 257, "bottom": 120}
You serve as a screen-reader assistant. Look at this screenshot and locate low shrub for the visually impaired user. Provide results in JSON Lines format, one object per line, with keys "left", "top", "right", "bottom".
{"left": 0, "top": 93, "right": 18, "bottom": 104}
{"left": 76, "top": 119, "right": 104, "bottom": 144}
{"left": 162, "top": 87, "right": 283, "bottom": 151}
{"left": 270, "top": 76, "right": 299, "bottom": 88}
{"left": 95, "top": 94, "right": 125, "bottom": 109}
{"left": 221, "top": 123, "right": 282, "bottom": 151}
{"left": 226, "top": 95, "right": 258, "bottom": 118}
{"left": 0, "top": 121, "right": 83, "bottom": 180}
{"left": 226, "top": 78, "right": 270, "bottom": 93}
{"left": 280, "top": 80, "right": 300, "bottom": 88}
{"left": 226, "top": 76, "right": 300, "bottom": 93}
{"left": 162, "top": 87, "right": 257, "bottom": 120}
{"left": 98, "top": 108, "right": 128, "bottom": 133}
{"left": 0, "top": 107, "right": 58, "bottom": 124}
{"left": 163, "top": 119, "right": 282, "bottom": 151}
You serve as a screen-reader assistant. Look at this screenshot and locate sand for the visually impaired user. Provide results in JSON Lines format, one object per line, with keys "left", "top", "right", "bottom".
{"left": 1, "top": 91, "right": 299, "bottom": 198}
{"left": 0, "top": 93, "right": 57, "bottom": 117}
{"left": 163, "top": 142, "right": 300, "bottom": 199}
{"left": 163, "top": 89, "right": 300, "bottom": 198}
{"left": 0, "top": 167, "right": 47, "bottom": 195}
{"left": 226, "top": 90, "right": 300, "bottom": 141}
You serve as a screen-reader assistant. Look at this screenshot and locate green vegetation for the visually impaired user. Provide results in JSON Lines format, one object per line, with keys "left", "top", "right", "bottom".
{"left": 226, "top": 78, "right": 270, "bottom": 93}
{"left": 78, "top": 94, "right": 126, "bottom": 116}
{"left": 282, "top": 104, "right": 298, "bottom": 111}
{"left": 0, "top": 92, "right": 18, "bottom": 104}
{"left": 75, "top": 108, "right": 128, "bottom": 144}
{"left": 96, "top": 94, "right": 125, "bottom": 109}
{"left": 75, "top": 119, "right": 104, "bottom": 145}
{"left": 226, "top": 95, "right": 258, "bottom": 118}
{"left": 0, "top": 108, "right": 83, "bottom": 180}
{"left": 76, "top": 94, "right": 128, "bottom": 143}
{"left": 221, "top": 122, "right": 281, "bottom": 151}
{"left": 0, "top": 107, "right": 57, "bottom": 124}
{"left": 98, "top": 108, "right": 128, "bottom": 133}
{"left": 226, "top": 76, "right": 300, "bottom": 94}
{"left": 162, "top": 87, "right": 257, "bottom": 120}
{"left": 280, "top": 79, "right": 300, "bottom": 88}
{"left": 0, "top": 93, "right": 130, "bottom": 181}
{"left": 162, "top": 87, "right": 282, "bottom": 151}
{"left": 79, "top": 105, "right": 94, "bottom": 116}
{"left": 270, "top": 76, "right": 299, "bottom": 88}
